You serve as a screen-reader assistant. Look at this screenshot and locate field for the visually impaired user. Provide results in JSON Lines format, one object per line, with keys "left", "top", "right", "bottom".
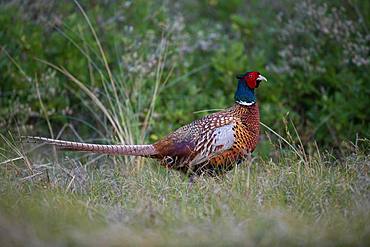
{"left": 0, "top": 0, "right": 369, "bottom": 246}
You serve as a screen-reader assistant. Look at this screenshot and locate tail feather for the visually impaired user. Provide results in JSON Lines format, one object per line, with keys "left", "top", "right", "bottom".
{"left": 24, "top": 136, "right": 157, "bottom": 156}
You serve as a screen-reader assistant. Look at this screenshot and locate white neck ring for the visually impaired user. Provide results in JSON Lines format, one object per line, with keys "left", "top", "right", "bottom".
{"left": 236, "top": 100, "right": 255, "bottom": 106}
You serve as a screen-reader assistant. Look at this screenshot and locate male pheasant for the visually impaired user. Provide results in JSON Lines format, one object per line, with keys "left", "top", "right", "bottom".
{"left": 27, "top": 71, "right": 267, "bottom": 176}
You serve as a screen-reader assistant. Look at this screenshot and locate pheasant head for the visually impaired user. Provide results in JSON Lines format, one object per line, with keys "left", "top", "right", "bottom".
{"left": 234, "top": 71, "right": 267, "bottom": 106}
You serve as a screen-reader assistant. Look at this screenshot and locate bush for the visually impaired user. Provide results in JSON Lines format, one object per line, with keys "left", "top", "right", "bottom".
{"left": 266, "top": 0, "right": 370, "bottom": 148}
{"left": 0, "top": 0, "right": 369, "bottom": 150}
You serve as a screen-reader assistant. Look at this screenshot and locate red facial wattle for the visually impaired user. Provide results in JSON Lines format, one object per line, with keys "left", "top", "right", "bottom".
{"left": 245, "top": 72, "right": 260, "bottom": 89}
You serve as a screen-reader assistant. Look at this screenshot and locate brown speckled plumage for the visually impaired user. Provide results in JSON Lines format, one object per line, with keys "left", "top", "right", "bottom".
{"left": 152, "top": 103, "right": 259, "bottom": 175}
{"left": 26, "top": 71, "right": 266, "bottom": 176}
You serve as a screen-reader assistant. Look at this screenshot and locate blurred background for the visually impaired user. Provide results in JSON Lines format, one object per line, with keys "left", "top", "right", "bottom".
{"left": 0, "top": 0, "right": 369, "bottom": 152}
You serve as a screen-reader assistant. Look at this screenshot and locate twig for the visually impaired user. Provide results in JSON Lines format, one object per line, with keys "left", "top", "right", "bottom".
{"left": 0, "top": 156, "right": 23, "bottom": 165}
{"left": 19, "top": 171, "right": 44, "bottom": 181}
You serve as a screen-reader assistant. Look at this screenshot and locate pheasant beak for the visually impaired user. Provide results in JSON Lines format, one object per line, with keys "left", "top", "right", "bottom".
{"left": 256, "top": 74, "right": 267, "bottom": 88}
{"left": 257, "top": 75, "right": 267, "bottom": 82}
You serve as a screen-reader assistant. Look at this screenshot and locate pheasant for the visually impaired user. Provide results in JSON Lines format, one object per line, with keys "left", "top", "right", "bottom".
{"left": 27, "top": 71, "right": 267, "bottom": 176}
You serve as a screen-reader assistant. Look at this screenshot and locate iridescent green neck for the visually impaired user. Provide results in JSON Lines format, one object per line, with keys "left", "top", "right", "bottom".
{"left": 234, "top": 79, "right": 256, "bottom": 106}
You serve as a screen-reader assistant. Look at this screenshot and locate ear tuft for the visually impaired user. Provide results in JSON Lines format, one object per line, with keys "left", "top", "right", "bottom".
{"left": 236, "top": 74, "right": 244, "bottom": 79}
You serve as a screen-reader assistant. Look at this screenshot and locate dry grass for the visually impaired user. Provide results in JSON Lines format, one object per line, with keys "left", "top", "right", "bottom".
{"left": 0, "top": 132, "right": 369, "bottom": 246}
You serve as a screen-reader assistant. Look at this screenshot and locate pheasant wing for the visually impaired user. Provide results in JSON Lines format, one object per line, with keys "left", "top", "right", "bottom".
{"left": 190, "top": 124, "right": 235, "bottom": 166}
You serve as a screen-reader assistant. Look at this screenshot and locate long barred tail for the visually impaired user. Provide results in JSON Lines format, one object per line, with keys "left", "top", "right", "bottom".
{"left": 24, "top": 136, "right": 158, "bottom": 156}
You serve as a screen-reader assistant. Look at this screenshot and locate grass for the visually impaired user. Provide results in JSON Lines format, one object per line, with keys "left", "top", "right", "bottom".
{"left": 0, "top": 133, "right": 369, "bottom": 246}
